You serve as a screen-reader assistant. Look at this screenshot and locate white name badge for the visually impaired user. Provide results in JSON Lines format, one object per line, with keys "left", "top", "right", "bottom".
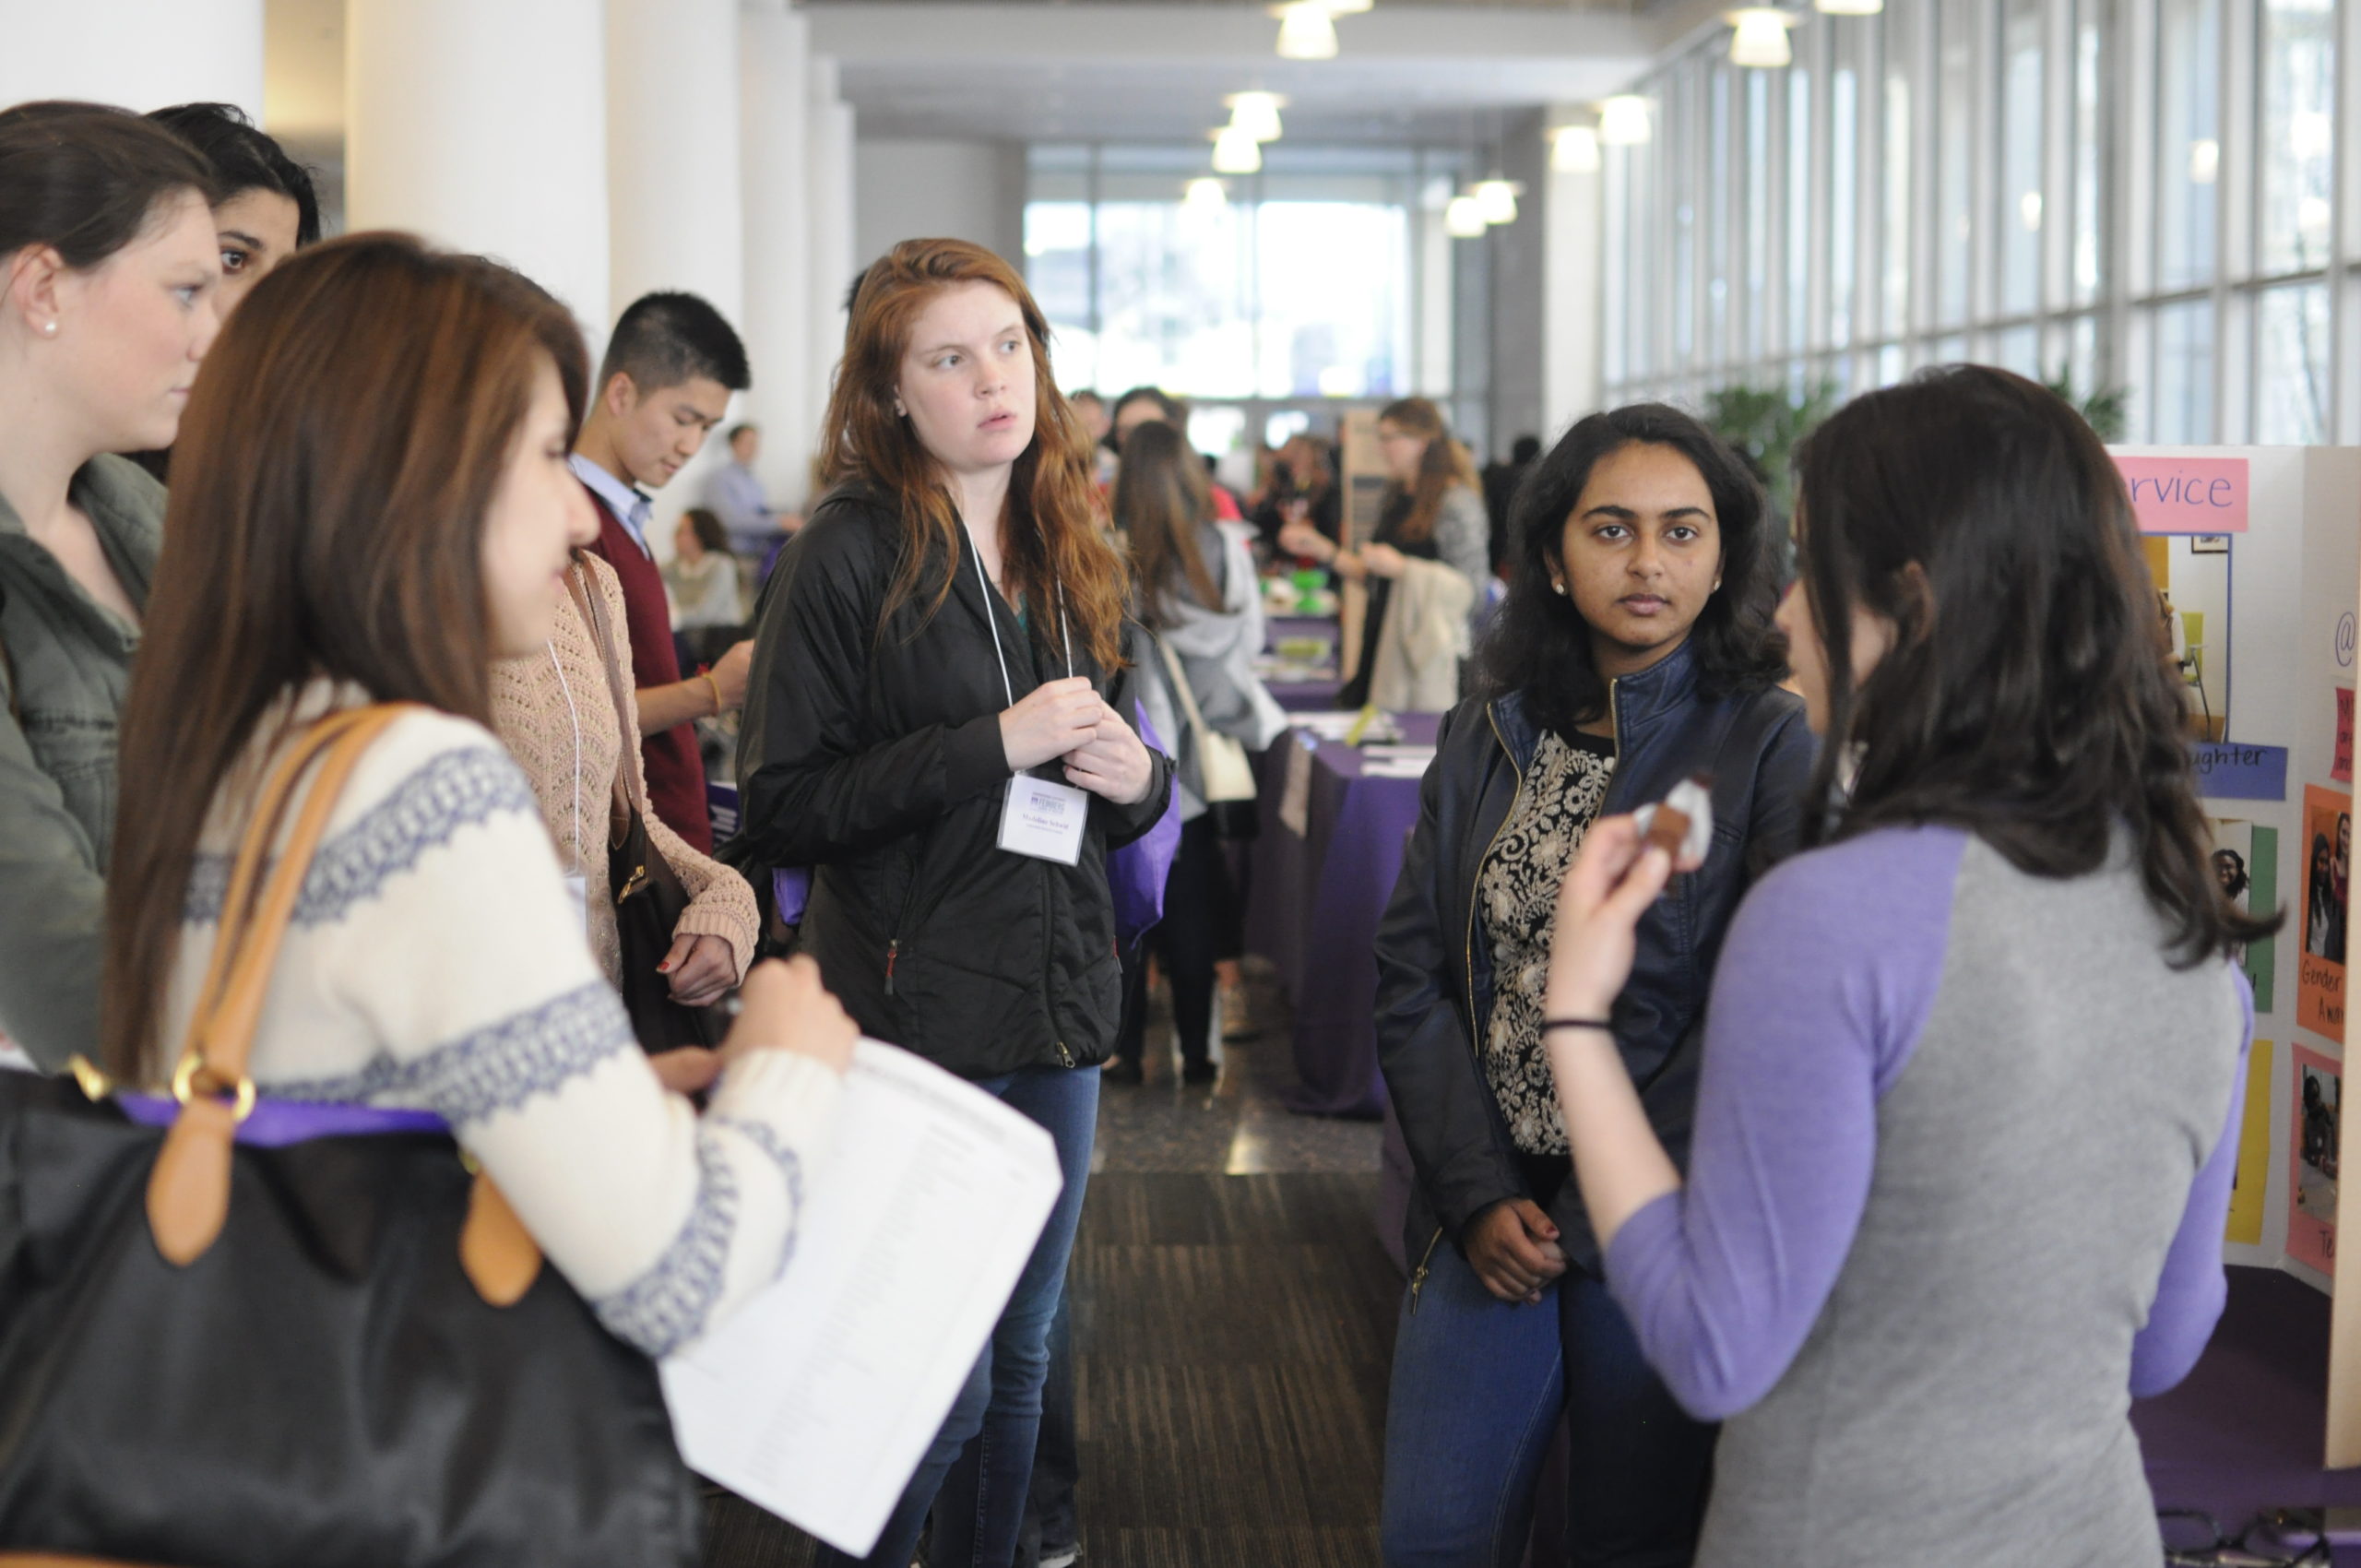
{"left": 563, "top": 873, "right": 591, "bottom": 932}
{"left": 998, "top": 775, "right": 1089, "bottom": 865}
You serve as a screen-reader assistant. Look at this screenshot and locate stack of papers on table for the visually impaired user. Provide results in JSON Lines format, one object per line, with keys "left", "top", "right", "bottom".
{"left": 662, "top": 1039, "right": 1062, "bottom": 1557}
{"left": 1292, "top": 711, "right": 1366, "bottom": 742}
{"left": 1358, "top": 745, "right": 1437, "bottom": 779}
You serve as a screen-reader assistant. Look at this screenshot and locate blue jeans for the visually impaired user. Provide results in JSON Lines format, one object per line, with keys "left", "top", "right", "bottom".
{"left": 1381, "top": 1234, "right": 1714, "bottom": 1568}
{"left": 815, "top": 1064, "right": 1099, "bottom": 1568}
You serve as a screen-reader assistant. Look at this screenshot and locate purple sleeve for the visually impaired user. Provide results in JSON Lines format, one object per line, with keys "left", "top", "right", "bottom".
{"left": 1602, "top": 826, "right": 1968, "bottom": 1422}
{"left": 2130, "top": 969, "right": 2255, "bottom": 1398}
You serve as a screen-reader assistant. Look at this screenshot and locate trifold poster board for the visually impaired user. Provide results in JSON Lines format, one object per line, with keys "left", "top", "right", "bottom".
{"left": 2114, "top": 445, "right": 2361, "bottom": 1466}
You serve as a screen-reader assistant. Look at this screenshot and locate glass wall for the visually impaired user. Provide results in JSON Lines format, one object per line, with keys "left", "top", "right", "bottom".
{"left": 1599, "top": 0, "right": 2361, "bottom": 446}
{"left": 1026, "top": 144, "right": 1460, "bottom": 407}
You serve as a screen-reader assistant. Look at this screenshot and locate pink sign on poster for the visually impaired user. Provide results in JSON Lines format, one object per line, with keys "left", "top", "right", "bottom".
{"left": 2116, "top": 456, "right": 2250, "bottom": 535}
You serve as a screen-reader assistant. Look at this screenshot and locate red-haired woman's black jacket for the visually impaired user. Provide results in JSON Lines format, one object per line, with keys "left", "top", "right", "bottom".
{"left": 727, "top": 486, "right": 1172, "bottom": 1078}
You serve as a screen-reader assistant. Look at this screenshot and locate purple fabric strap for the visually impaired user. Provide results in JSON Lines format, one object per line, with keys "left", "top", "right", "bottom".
{"left": 113, "top": 1090, "right": 449, "bottom": 1148}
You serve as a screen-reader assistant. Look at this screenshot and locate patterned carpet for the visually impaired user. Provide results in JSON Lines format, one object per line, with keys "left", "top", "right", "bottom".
{"left": 702, "top": 972, "right": 1400, "bottom": 1567}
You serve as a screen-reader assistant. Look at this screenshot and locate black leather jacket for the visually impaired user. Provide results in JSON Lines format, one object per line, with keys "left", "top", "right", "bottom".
{"left": 727, "top": 487, "right": 1172, "bottom": 1078}
{"left": 1374, "top": 641, "right": 1815, "bottom": 1279}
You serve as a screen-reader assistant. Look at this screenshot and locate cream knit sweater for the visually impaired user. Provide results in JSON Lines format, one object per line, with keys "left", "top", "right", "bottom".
{"left": 163, "top": 686, "right": 838, "bottom": 1357}
{"left": 490, "top": 553, "right": 755, "bottom": 992}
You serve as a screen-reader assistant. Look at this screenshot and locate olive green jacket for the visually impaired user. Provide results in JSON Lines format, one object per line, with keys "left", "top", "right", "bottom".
{"left": 0, "top": 457, "right": 161, "bottom": 1069}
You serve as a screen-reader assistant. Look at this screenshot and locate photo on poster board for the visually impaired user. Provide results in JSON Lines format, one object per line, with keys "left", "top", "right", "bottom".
{"left": 2340, "top": 688, "right": 2355, "bottom": 785}
{"left": 2227, "top": 1039, "right": 2274, "bottom": 1247}
{"left": 2213, "top": 819, "right": 2279, "bottom": 1014}
{"left": 2290, "top": 1044, "right": 2342, "bottom": 1274}
{"left": 2299, "top": 785, "right": 2351, "bottom": 1043}
{"left": 2143, "top": 532, "right": 2232, "bottom": 742}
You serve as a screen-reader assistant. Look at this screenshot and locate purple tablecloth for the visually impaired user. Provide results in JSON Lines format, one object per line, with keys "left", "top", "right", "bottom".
{"left": 1243, "top": 712, "right": 1440, "bottom": 1121}
{"left": 2134, "top": 1267, "right": 2361, "bottom": 1554}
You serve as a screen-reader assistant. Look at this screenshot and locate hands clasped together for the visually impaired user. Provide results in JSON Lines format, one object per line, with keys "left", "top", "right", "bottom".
{"left": 998, "top": 675, "right": 1155, "bottom": 806}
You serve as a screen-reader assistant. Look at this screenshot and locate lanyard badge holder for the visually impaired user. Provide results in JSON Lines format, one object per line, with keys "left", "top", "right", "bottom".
{"left": 969, "top": 525, "right": 1091, "bottom": 866}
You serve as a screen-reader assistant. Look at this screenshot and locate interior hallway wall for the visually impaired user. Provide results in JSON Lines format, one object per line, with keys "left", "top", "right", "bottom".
{"left": 852, "top": 137, "right": 1028, "bottom": 273}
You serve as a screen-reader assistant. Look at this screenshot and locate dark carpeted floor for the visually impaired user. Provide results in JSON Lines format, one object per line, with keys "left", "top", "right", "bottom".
{"left": 702, "top": 970, "right": 1400, "bottom": 1568}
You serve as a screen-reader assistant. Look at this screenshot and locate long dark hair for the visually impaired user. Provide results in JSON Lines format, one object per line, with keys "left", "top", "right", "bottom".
{"left": 820, "top": 237, "right": 1125, "bottom": 670}
{"left": 0, "top": 100, "right": 222, "bottom": 267}
{"left": 146, "top": 102, "right": 321, "bottom": 245}
{"left": 1378, "top": 398, "right": 1479, "bottom": 546}
{"left": 1478, "top": 403, "right": 1787, "bottom": 735}
{"left": 1793, "top": 365, "right": 2275, "bottom": 967}
{"left": 1114, "top": 420, "right": 1219, "bottom": 630}
{"left": 102, "top": 233, "right": 589, "bottom": 1079}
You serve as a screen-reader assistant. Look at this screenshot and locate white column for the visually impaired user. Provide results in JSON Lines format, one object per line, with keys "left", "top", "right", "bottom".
{"left": 607, "top": 0, "right": 746, "bottom": 548}
{"left": 0, "top": 0, "right": 264, "bottom": 117}
{"left": 345, "top": 0, "right": 610, "bottom": 335}
{"left": 741, "top": 4, "right": 813, "bottom": 505}
{"left": 1544, "top": 112, "right": 1605, "bottom": 437}
{"left": 807, "top": 55, "right": 859, "bottom": 445}
{"left": 607, "top": 0, "right": 743, "bottom": 322}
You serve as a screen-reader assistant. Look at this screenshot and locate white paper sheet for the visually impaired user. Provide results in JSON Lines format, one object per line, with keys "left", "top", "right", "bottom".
{"left": 660, "top": 1039, "right": 1063, "bottom": 1557}
{"left": 1358, "top": 745, "right": 1437, "bottom": 778}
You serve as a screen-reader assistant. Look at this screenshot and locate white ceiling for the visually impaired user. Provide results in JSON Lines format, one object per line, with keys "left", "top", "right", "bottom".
{"left": 265, "top": 0, "right": 1698, "bottom": 154}
{"left": 810, "top": 1, "right": 1667, "bottom": 144}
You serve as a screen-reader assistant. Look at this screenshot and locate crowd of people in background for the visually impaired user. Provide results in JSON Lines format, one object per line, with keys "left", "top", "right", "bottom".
{"left": 0, "top": 87, "right": 2263, "bottom": 1568}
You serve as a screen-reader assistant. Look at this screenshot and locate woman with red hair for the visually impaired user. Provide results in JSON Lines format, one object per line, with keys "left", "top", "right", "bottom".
{"left": 733, "top": 238, "right": 1171, "bottom": 1568}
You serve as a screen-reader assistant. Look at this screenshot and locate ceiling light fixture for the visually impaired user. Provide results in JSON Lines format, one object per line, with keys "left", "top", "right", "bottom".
{"left": 1273, "top": 3, "right": 1338, "bottom": 60}
{"left": 1813, "top": 0, "right": 1882, "bottom": 13}
{"left": 1213, "top": 125, "right": 1264, "bottom": 174}
{"left": 1314, "top": 0, "right": 1373, "bottom": 13}
{"left": 1728, "top": 9, "right": 1797, "bottom": 69}
{"left": 1226, "top": 90, "right": 1286, "bottom": 142}
{"left": 1185, "top": 177, "right": 1229, "bottom": 210}
{"left": 1444, "top": 195, "right": 1488, "bottom": 238}
{"left": 1598, "top": 95, "right": 1652, "bottom": 146}
{"left": 1551, "top": 125, "right": 1602, "bottom": 173}
{"left": 1474, "top": 179, "right": 1521, "bottom": 225}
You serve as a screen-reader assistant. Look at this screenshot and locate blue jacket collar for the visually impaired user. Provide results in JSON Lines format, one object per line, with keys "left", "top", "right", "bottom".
{"left": 1490, "top": 638, "right": 1702, "bottom": 767}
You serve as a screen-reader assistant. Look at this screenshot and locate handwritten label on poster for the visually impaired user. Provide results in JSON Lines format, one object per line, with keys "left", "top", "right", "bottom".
{"left": 2227, "top": 1039, "right": 2274, "bottom": 1247}
{"left": 2298, "top": 785, "right": 2351, "bottom": 1043}
{"left": 2117, "top": 456, "right": 2249, "bottom": 535}
{"left": 2290, "top": 1042, "right": 2341, "bottom": 1273}
{"left": 2339, "top": 690, "right": 2355, "bottom": 784}
{"left": 2192, "top": 742, "right": 2289, "bottom": 802}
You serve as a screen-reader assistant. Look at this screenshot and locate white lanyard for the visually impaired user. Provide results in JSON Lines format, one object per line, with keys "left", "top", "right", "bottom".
{"left": 966, "top": 520, "right": 1092, "bottom": 867}
{"left": 961, "top": 519, "right": 1072, "bottom": 702}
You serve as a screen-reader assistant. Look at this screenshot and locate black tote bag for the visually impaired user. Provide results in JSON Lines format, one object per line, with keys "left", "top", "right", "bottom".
{"left": 0, "top": 705, "right": 698, "bottom": 1568}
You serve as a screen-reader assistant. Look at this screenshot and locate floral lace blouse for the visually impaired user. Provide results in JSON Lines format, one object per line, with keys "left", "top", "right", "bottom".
{"left": 1477, "top": 727, "right": 1618, "bottom": 1154}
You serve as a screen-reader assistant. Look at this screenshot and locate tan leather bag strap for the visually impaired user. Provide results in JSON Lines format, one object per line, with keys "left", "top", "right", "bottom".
{"left": 139, "top": 700, "right": 546, "bottom": 1302}
{"left": 147, "top": 705, "right": 410, "bottom": 1269}
{"left": 176, "top": 706, "right": 390, "bottom": 1083}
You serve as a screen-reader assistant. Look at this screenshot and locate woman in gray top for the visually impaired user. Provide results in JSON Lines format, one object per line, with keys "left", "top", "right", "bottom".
{"left": 0, "top": 102, "right": 225, "bottom": 1069}
{"left": 1282, "top": 398, "right": 1490, "bottom": 710}
{"left": 1543, "top": 366, "right": 2266, "bottom": 1567}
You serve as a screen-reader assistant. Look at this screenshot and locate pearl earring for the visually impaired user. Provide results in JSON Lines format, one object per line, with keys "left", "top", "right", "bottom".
{"left": 1551, "top": 580, "right": 1566, "bottom": 596}
{"left": 41, "top": 322, "right": 57, "bottom": 336}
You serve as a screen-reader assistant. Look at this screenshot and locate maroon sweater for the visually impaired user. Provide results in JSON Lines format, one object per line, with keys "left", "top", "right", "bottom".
{"left": 583, "top": 484, "right": 713, "bottom": 854}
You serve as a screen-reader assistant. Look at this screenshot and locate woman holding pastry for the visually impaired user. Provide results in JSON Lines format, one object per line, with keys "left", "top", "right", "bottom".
{"left": 1371, "top": 404, "right": 1814, "bottom": 1567}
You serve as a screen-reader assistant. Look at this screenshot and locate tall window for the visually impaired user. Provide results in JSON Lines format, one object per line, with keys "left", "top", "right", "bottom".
{"left": 1025, "top": 146, "right": 1425, "bottom": 402}
{"left": 1597, "top": 0, "right": 2361, "bottom": 445}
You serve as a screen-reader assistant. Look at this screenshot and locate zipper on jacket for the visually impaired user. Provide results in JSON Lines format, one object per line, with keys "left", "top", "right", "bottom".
{"left": 1056, "top": 1040, "right": 1075, "bottom": 1067}
{"left": 1607, "top": 675, "right": 1623, "bottom": 752}
{"left": 1406, "top": 1226, "right": 1446, "bottom": 1315}
{"left": 1466, "top": 703, "right": 1527, "bottom": 1027}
